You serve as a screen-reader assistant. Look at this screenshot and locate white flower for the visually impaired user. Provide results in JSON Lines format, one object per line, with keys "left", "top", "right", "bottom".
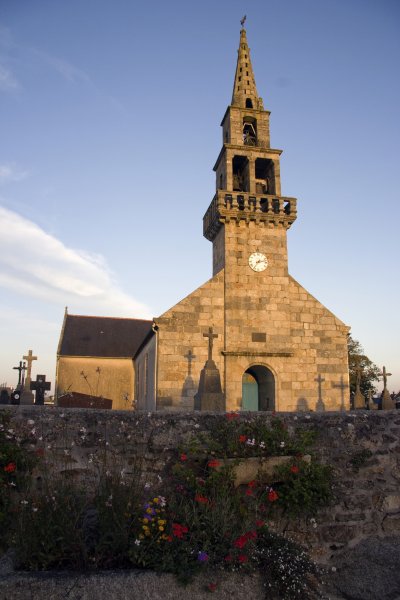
{"left": 32, "top": 507, "right": 38, "bottom": 512}
{"left": 134, "top": 539, "right": 141, "bottom": 546}
{"left": 158, "top": 496, "right": 166, "bottom": 507}
{"left": 280, "top": 441, "right": 285, "bottom": 448}
{"left": 194, "top": 423, "right": 200, "bottom": 429}
{"left": 20, "top": 500, "right": 28, "bottom": 505}
{"left": 144, "top": 482, "right": 151, "bottom": 489}
{"left": 27, "top": 420, "right": 35, "bottom": 426}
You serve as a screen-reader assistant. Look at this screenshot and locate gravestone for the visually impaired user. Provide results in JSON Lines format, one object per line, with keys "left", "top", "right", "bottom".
{"left": 0, "top": 389, "right": 10, "bottom": 405}
{"left": 20, "top": 350, "right": 37, "bottom": 404}
{"left": 30, "top": 375, "right": 51, "bottom": 405}
{"left": 379, "top": 366, "right": 394, "bottom": 410}
{"left": 194, "top": 327, "right": 225, "bottom": 411}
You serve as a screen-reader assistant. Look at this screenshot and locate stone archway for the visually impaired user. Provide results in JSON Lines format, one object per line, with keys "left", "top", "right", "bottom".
{"left": 242, "top": 365, "right": 275, "bottom": 411}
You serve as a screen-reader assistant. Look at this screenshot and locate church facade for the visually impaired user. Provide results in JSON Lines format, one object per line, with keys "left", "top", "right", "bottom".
{"left": 57, "top": 26, "right": 350, "bottom": 412}
{"left": 135, "top": 26, "right": 349, "bottom": 412}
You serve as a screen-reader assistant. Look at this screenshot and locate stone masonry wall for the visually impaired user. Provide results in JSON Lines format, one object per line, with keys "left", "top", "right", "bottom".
{"left": 1, "top": 406, "right": 399, "bottom": 558}
{"left": 1, "top": 406, "right": 400, "bottom": 599}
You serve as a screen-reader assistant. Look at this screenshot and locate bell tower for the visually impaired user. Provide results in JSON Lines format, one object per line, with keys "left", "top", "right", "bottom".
{"left": 203, "top": 25, "right": 297, "bottom": 277}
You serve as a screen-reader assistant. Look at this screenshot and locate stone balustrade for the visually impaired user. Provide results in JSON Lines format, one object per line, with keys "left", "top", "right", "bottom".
{"left": 203, "top": 191, "right": 297, "bottom": 241}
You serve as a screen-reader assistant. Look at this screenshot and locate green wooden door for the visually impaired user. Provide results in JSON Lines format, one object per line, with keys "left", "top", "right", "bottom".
{"left": 242, "top": 373, "right": 258, "bottom": 411}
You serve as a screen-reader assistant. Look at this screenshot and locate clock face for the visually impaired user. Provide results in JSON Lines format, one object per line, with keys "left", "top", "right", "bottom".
{"left": 249, "top": 252, "right": 268, "bottom": 272}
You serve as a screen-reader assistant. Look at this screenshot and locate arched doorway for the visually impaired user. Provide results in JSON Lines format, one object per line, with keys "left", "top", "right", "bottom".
{"left": 242, "top": 365, "right": 275, "bottom": 411}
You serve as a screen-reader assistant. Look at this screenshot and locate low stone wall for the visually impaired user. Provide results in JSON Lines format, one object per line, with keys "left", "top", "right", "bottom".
{"left": 1, "top": 406, "right": 400, "bottom": 599}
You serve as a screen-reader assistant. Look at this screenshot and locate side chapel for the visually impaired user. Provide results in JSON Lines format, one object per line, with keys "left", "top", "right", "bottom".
{"left": 56, "top": 25, "right": 350, "bottom": 412}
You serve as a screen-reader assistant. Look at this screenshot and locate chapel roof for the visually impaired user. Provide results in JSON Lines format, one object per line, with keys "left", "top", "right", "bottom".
{"left": 58, "top": 314, "right": 153, "bottom": 358}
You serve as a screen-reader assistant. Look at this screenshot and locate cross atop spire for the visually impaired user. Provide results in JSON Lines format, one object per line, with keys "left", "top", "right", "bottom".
{"left": 232, "top": 23, "right": 263, "bottom": 110}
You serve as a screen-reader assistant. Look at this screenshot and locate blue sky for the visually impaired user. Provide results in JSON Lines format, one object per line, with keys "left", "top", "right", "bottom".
{"left": 0, "top": 0, "right": 399, "bottom": 394}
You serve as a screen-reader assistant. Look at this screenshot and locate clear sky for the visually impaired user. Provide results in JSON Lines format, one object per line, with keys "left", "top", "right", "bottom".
{"left": 0, "top": 0, "right": 399, "bottom": 395}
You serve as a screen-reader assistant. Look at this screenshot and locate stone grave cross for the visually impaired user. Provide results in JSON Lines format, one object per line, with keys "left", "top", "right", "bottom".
{"left": 203, "top": 327, "right": 218, "bottom": 363}
{"left": 30, "top": 374, "right": 51, "bottom": 405}
{"left": 23, "top": 349, "right": 37, "bottom": 388}
{"left": 379, "top": 366, "right": 393, "bottom": 410}
{"left": 13, "top": 361, "right": 26, "bottom": 387}
{"left": 379, "top": 366, "right": 392, "bottom": 391}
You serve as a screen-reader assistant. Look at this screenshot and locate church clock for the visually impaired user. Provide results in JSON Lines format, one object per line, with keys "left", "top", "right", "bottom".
{"left": 248, "top": 252, "right": 268, "bottom": 272}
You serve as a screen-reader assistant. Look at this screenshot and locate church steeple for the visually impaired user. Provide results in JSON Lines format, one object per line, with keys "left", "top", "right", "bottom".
{"left": 203, "top": 23, "right": 297, "bottom": 277}
{"left": 232, "top": 26, "right": 263, "bottom": 110}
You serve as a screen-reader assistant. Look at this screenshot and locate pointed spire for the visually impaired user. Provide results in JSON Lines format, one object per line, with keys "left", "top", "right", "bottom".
{"left": 232, "top": 24, "right": 263, "bottom": 110}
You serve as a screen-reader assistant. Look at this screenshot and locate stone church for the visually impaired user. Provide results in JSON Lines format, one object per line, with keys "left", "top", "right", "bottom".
{"left": 56, "top": 26, "right": 350, "bottom": 412}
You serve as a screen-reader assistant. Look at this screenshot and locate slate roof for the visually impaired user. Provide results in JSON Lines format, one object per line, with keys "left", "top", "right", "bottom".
{"left": 59, "top": 315, "right": 153, "bottom": 358}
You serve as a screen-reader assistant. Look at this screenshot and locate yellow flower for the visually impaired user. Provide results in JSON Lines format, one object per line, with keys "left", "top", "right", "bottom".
{"left": 146, "top": 508, "right": 153, "bottom": 514}
{"left": 153, "top": 497, "right": 159, "bottom": 504}
{"left": 142, "top": 525, "right": 149, "bottom": 531}
{"left": 158, "top": 519, "right": 166, "bottom": 526}
{"left": 144, "top": 530, "right": 151, "bottom": 537}
{"left": 159, "top": 526, "right": 164, "bottom": 532}
{"left": 142, "top": 517, "right": 149, "bottom": 524}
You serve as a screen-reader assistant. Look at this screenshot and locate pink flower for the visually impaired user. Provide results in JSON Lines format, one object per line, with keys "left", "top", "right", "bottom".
{"left": 180, "top": 453, "right": 188, "bottom": 462}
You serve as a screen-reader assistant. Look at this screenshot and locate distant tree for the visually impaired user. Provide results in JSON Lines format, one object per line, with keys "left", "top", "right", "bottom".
{"left": 347, "top": 334, "right": 380, "bottom": 398}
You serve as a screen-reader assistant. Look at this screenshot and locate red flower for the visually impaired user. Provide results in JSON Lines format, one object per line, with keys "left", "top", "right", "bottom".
{"left": 4, "top": 462, "right": 16, "bottom": 473}
{"left": 268, "top": 489, "right": 279, "bottom": 502}
{"left": 247, "top": 480, "right": 256, "bottom": 488}
{"left": 245, "top": 488, "right": 253, "bottom": 496}
{"left": 255, "top": 520, "right": 265, "bottom": 528}
{"left": 180, "top": 453, "right": 188, "bottom": 462}
{"left": 195, "top": 494, "right": 209, "bottom": 504}
{"left": 246, "top": 530, "right": 257, "bottom": 540}
{"left": 238, "top": 554, "right": 248, "bottom": 563}
{"left": 172, "top": 523, "right": 188, "bottom": 539}
{"left": 166, "top": 535, "right": 173, "bottom": 542}
{"left": 208, "top": 582, "right": 218, "bottom": 592}
{"left": 225, "top": 412, "right": 239, "bottom": 421}
{"left": 290, "top": 465, "right": 299, "bottom": 474}
{"left": 207, "top": 459, "right": 220, "bottom": 468}
{"left": 239, "top": 435, "right": 247, "bottom": 443}
{"left": 234, "top": 535, "right": 248, "bottom": 549}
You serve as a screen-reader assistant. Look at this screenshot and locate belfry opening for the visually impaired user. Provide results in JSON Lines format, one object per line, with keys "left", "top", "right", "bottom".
{"left": 242, "top": 366, "right": 275, "bottom": 411}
